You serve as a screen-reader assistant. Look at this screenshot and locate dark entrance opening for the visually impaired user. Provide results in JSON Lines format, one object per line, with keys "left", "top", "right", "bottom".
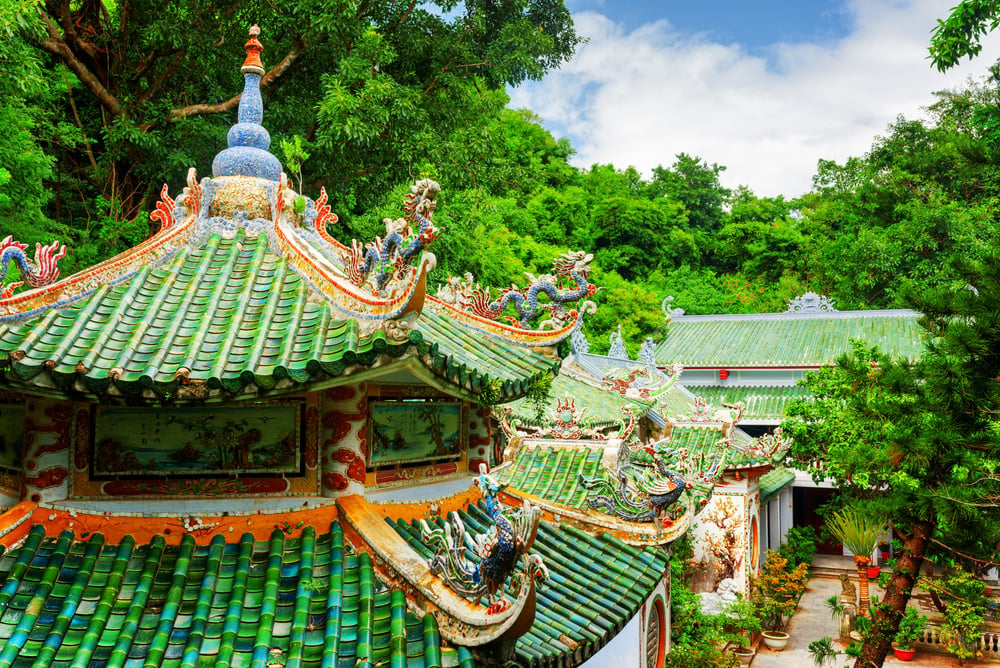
{"left": 793, "top": 486, "right": 841, "bottom": 555}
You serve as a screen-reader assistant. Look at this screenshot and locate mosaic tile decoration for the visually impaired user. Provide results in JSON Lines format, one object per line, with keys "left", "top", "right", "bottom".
{"left": 389, "top": 500, "right": 667, "bottom": 667}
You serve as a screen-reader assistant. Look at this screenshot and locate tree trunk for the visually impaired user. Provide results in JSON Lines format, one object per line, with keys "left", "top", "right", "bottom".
{"left": 854, "top": 520, "right": 934, "bottom": 668}
{"left": 856, "top": 556, "right": 872, "bottom": 616}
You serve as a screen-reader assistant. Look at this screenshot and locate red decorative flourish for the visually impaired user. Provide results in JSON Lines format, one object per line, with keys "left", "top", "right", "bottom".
{"left": 324, "top": 386, "right": 357, "bottom": 402}
{"left": 24, "top": 403, "right": 73, "bottom": 460}
{"left": 323, "top": 412, "right": 356, "bottom": 444}
{"left": 332, "top": 448, "right": 356, "bottom": 464}
{"left": 150, "top": 183, "right": 175, "bottom": 231}
{"left": 102, "top": 477, "right": 286, "bottom": 496}
{"left": 24, "top": 466, "right": 68, "bottom": 490}
{"left": 375, "top": 462, "right": 458, "bottom": 485}
{"left": 313, "top": 187, "right": 341, "bottom": 245}
{"left": 347, "top": 457, "right": 366, "bottom": 483}
{"left": 323, "top": 472, "right": 350, "bottom": 491}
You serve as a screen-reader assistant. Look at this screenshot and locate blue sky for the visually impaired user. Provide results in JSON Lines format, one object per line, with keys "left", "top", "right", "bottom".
{"left": 572, "top": 0, "right": 852, "bottom": 52}
{"left": 510, "top": 1, "right": 1000, "bottom": 198}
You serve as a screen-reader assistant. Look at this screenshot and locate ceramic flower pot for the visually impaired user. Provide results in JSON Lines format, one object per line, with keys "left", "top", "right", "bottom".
{"left": 729, "top": 647, "right": 755, "bottom": 665}
{"left": 762, "top": 630, "right": 790, "bottom": 651}
{"left": 867, "top": 565, "right": 880, "bottom": 579}
{"left": 892, "top": 645, "right": 916, "bottom": 661}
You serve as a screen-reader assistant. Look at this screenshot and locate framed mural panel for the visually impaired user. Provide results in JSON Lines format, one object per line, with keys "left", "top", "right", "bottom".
{"left": 368, "top": 401, "right": 462, "bottom": 467}
{"left": 0, "top": 405, "right": 24, "bottom": 474}
{"left": 91, "top": 400, "right": 303, "bottom": 479}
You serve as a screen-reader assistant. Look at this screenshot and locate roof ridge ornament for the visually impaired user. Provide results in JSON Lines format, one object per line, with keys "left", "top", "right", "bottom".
{"left": 0, "top": 237, "right": 67, "bottom": 298}
{"left": 435, "top": 250, "right": 597, "bottom": 330}
{"left": 786, "top": 291, "right": 836, "bottom": 313}
{"left": 608, "top": 324, "right": 628, "bottom": 360}
{"left": 211, "top": 25, "right": 282, "bottom": 181}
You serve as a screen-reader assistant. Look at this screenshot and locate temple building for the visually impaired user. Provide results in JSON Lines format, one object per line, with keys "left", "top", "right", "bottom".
{"left": 0, "top": 28, "right": 709, "bottom": 668}
{"left": 655, "top": 294, "right": 923, "bottom": 560}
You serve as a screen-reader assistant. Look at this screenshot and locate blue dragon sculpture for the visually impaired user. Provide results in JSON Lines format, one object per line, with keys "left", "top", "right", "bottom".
{"left": 343, "top": 179, "right": 440, "bottom": 294}
{"left": 0, "top": 236, "right": 67, "bottom": 298}
{"left": 465, "top": 250, "right": 597, "bottom": 329}
{"left": 420, "top": 470, "right": 547, "bottom": 613}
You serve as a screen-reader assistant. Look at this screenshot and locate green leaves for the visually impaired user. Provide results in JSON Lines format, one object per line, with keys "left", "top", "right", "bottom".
{"left": 929, "top": 0, "right": 1000, "bottom": 72}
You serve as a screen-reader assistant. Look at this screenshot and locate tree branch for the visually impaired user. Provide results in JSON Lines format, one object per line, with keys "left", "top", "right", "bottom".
{"left": 36, "top": 8, "right": 123, "bottom": 115}
{"left": 169, "top": 39, "right": 305, "bottom": 119}
{"left": 136, "top": 50, "right": 185, "bottom": 106}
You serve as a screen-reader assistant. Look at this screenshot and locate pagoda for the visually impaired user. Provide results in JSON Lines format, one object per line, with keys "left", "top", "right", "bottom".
{"left": 0, "top": 28, "right": 706, "bottom": 668}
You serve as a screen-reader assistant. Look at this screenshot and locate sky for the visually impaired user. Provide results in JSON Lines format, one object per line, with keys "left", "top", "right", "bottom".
{"left": 508, "top": 0, "right": 1000, "bottom": 199}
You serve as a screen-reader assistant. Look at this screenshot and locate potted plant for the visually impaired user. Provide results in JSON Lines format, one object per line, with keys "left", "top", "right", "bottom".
{"left": 826, "top": 507, "right": 886, "bottom": 616}
{"left": 866, "top": 564, "right": 880, "bottom": 580}
{"left": 754, "top": 551, "right": 808, "bottom": 651}
{"left": 722, "top": 597, "right": 761, "bottom": 664}
{"left": 758, "top": 595, "right": 792, "bottom": 650}
{"left": 892, "top": 607, "right": 926, "bottom": 661}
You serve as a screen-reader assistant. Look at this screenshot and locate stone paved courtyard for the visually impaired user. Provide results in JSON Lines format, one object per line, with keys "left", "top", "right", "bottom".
{"left": 750, "top": 573, "right": 987, "bottom": 667}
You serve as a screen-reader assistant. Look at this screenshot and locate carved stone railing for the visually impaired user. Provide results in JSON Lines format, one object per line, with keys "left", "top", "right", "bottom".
{"left": 916, "top": 624, "right": 1000, "bottom": 659}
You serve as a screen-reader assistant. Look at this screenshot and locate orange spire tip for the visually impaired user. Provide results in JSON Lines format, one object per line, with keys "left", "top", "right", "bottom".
{"left": 242, "top": 24, "right": 265, "bottom": 75}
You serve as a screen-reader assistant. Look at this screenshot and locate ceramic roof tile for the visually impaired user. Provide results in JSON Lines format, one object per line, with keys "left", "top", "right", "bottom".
{"left": 655, "top": 311, "right": 923, "bottom": 367}
{"left": 0, "top": 230, "right": 557, "bottom": 402}
{"left": 498, "top": 446, "right": 604, "bottom": 510}
{"left": 506, "top": 372, "right": 651, "bottom": 426}
{"left": 688, "top": 385, "right": 813, "bottom": 420}
{"left": 387, "top": 501, "right": 667, "bottom": 667}
{"left": 0, "top": 524, "right": 447, "bottom": 667}
{"left": 759, "top": 467, "right": 796, "bottom": 502}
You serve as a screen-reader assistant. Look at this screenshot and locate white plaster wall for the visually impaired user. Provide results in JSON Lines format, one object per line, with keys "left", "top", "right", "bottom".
{"left": 691, "top": 476, "right": 752, "bottom": 593}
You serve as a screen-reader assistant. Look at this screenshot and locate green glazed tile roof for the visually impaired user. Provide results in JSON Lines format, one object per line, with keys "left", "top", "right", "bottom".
{"left": 654, "top": 385, "right": 698, "bottom": 421}
{"left": 655, "top": 311, "right": 923, "bottom": 367}
{"left": 388, "top": 502, "right": 667, "bottom": 667}
{"left": 0, "top": 523, "right": 455, "bottom": 668}
{"left": 506, "top": 372, "right": 650, "bottom": 427}
{"left": 759, "top": 467, "right": 795, "bottom": 502}
{"left": 689, "top": 385, "right": 813, "bottom": 421}
{"left": 497, "top": 446, "right": 605, "bottom": 510}
{"left": 666, "top": 424, "right": 773, "bottom": 470}
{"left": 0, "top": 230, "right": 556, "bottom": 402}
{"left": 413, "top": 308, "right": 559, "bottom": 399}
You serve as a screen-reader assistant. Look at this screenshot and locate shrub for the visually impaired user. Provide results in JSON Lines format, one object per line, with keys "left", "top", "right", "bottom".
{"left": 753, "top": 550, "right": 810, "bottom": 630}
{"left": 893, "top": 607, "right": 927, "bottom": 651}
{"left": 779, "top": 525, "right": 818, "bottom": 568}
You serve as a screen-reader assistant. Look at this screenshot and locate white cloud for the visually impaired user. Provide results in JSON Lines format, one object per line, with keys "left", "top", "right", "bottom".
{"left": 509, "top": 0, "right": 1000, "bottom": 198}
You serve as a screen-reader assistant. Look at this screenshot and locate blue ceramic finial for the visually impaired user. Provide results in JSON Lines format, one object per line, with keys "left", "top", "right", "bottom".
{"left": 212, "top": 25, "right": 283, "bottom": 181}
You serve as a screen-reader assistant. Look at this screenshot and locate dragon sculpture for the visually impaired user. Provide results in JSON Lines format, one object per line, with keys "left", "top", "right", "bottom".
{"left": 580, "top": 439, "right": 723, "bottom": 526}
{"left": 438, "top": 250, "right": 597, "bottom": 329}
{"left": 343, "top": 179, "right": 440, "bottom": 294}
{"left": 0, "top": 237, "right": 67, "bottom": 298}
{"left": 420, "top": 470, "right": 547, "bottom": 613}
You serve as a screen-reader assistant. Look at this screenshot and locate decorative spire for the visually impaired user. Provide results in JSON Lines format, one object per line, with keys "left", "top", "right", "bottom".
{"left": 211, "top": 25, "right": 282, "bottom": 181}
{"left": 242, "top": 25, "right": 264, "bottom": 75}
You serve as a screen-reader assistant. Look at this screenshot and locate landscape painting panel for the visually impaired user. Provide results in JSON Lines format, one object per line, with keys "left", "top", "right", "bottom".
{"left": 93, "top": 402, "right": 301, "bottom": 477}
{"left": 369, "top": 402, "right": 461, "bottom": 466}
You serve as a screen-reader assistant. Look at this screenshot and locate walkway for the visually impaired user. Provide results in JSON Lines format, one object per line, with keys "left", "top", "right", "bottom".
{"left": 750, "top": 574, "right": 975, "bottom": 667}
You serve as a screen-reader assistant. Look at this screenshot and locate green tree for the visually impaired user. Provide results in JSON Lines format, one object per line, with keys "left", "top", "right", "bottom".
{"left": 929, "top": 0, "right": 1000, "bottom": 71}
{"left": 5, "top": 0, "right": 580, "bottom": 256}
{"left": 783, "top": 250, "right": 1000, "bottom": 668}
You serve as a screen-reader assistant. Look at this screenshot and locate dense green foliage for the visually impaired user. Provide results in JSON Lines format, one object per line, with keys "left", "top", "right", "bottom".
{"left": 7, "top": 1, "right": 1000, "bottom": 355}
{"left": 783, "top": 244, "right": 1000, "bottom": 666}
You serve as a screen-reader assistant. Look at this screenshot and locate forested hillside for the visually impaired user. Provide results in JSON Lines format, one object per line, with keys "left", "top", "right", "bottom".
{"left": 4, "top": 0, "right": 1000, "bottom": 354}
